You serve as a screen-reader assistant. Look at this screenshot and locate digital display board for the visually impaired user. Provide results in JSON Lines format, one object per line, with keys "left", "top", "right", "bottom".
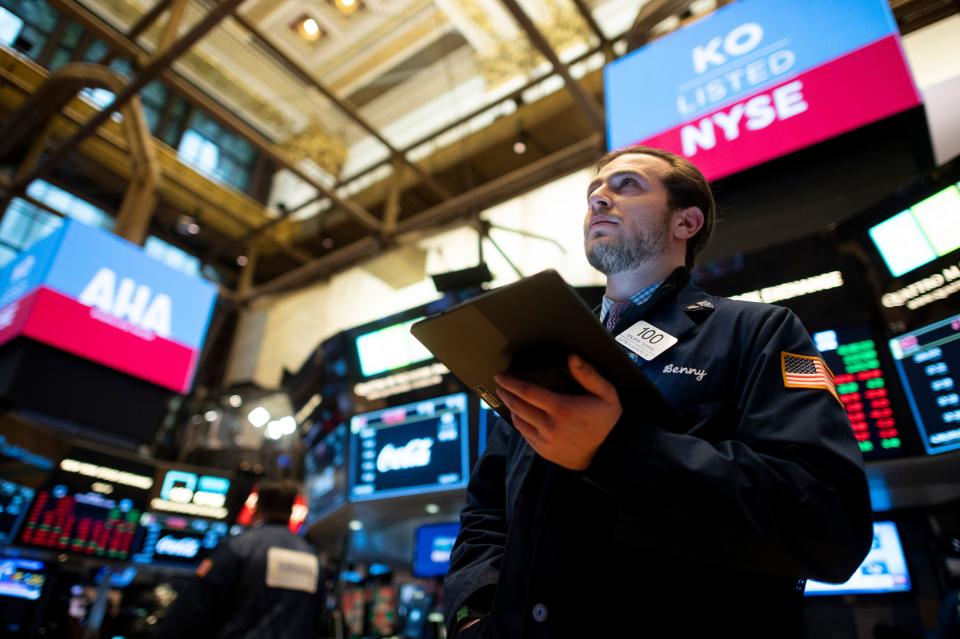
{"left": 604, "top": 0, "right": 920, "bottom": 181}
{"left": 149, "top": 468, "right": 231, "bottom": 520}
{"left": 132, "top": 512, "right": 230, "bottom": 567}
{"left": 413, "top": 522, "right": 459, "bottom": 578}
{"left": 349, "top": 393, "right": 470, "bottom": 501}
{"left": 805, "top": 521, "right": 910, "bottom": 595}
{"left": 0, "top": 219, "right": 217, "bottom": 393}
{"left": 0, "top": 558, "right": 45, "bottom": 601}
{"left": 304, "top": 424, "right": 347, "bottom": 522}
{"left": 812, "top": 327, "right": 904, "bottom": 459}
{"left": 18, "top": 448, "right": 152, "bottom": 559}
{"left": 889, "top": 313, "right": 960, "bottom": 455}
{"left": 869, "top": 181, "right": 960, "bottom": 277}
{"left": 355, "top": 317, "right": 434, "bottom": 378}
{"left": 0, "top": 479, "right": 34, "bottom": 545}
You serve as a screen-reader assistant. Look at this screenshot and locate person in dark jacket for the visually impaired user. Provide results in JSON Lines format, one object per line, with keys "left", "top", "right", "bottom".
{"left": 157, "top": 480, "right": 325, "bottom": 639}
{"left": 444, "top": 145, "right": 873, "bottom": 638}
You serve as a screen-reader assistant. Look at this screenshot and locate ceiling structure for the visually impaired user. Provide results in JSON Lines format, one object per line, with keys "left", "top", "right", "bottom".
{"left": 6, "top": 0, "right": 956, "bottom": 301}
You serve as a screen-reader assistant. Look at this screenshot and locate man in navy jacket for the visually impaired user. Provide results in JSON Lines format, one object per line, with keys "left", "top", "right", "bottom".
{"left": 444, "top": 145, "right": 872, "bottom": 638}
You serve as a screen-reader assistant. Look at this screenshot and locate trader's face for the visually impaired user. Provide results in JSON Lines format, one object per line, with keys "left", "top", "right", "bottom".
{"left": 584, "top": 153, "right": 674, "bottom": 275}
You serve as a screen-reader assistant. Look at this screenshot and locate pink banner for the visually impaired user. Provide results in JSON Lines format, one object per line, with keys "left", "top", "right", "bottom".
{"left": 638, "top": 35, "right": 922, "bottom": 181}
{"left": 19, "top": 287, "right": 200, "bottom": 393}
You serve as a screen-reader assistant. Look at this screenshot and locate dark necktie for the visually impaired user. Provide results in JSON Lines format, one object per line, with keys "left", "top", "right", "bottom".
{"left": 605, "top": 299, "right": 632, "bottom": 333}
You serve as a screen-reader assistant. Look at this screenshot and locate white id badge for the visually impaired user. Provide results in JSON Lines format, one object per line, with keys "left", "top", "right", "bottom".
{"left": 615, "top": 320, "right": 678, "bottom": 361}
{"left": 265, "top": 547, "right": 319, "bottom": 593}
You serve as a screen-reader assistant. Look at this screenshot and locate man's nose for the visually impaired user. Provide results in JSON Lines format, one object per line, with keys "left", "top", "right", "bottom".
{"left": 589, "top": 188, "right": 612, "bottom": 213}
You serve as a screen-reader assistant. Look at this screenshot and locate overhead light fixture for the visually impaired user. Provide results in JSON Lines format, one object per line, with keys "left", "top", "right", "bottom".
{"left": 512, "top": 139, "right": 527, "bottom": 155}
{"left": 204, "top": 409, "right": 219, "bottom": 422}
{"left": 321, "top": 237, "right": 334, "bottom": 249}
{"left": 236, "top": 255, "right": 248, "bottom": 267}
{"left": 248, "top": 406, "right": 270, "bottom": 428}
{"left": 334, "top": 0, "right": 361, "bottom": 16}
{"left": 176, "top": 214, "right": 200, "bottom": 236}
{"left": 348, "top": 519, "right": 363, "bottom": 531}
{"left": 425, "top": 503, "right": 440, "bottom": 514}
{"left": 266, "top": 416, "right": 297, "bottom": 440}
{"left": 295, "top": 16, "right": 323, "bottom": 41}
{"left": 227, "top": 394, "right": 243, "bottom": 408}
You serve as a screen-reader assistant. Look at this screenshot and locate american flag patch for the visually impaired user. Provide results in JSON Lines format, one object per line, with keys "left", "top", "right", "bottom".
{"left": 781, "top": 352, "right": 840, "bottom": 403}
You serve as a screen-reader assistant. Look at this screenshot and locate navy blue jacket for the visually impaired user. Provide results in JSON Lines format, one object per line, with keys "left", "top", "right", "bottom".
{"left": 158, "top": 522, "right": 325, "bottom": 639}
{"left": 444, "top": 269, "right": 873, "bottom": 638}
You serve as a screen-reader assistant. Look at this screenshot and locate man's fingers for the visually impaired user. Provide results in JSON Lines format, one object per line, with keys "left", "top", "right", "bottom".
{"left": 495, "top": 374, "right": 561, "bottom": 412}
{"left": 497, "top": 386, "right": 550, "bottom": 431}
{"left": 511, "top": 413, "right": 543, "bottom": 449}
{"left": 568, "top": 354, "right": 617, "bottom": 400}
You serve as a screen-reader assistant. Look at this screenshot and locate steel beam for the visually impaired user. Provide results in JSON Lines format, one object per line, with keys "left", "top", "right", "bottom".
{"left": 47, "top": 0, "right": 383, "bottom": 234}
{"left": 245, "top": 134, "right": 602, "bottom": 300}
{"left": 569, "top": 0, "right": 614, "bottom": 59}
{"left": 230, "top": 13, "right": 452, "bottom": 202}
{"left": 498, "top": 0, "right": 605, "bottom": 134}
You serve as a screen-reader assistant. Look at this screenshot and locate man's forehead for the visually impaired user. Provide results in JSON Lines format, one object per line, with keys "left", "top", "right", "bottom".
{"left": 595, "top": 153, "right": 671, "bottom": 178}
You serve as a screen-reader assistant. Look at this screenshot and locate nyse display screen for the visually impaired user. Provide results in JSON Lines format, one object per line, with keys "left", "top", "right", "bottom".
{"left": 889, "top": 313, "right": 960, "bottom": 454}
{"left": 349, "top": 393, "right": 469, "bottom": 501}
{"left": 0, "top": 479, "right": 34, "bottom": 545}
{"left": 812, "top": 327, "right": 905, "bottom": 459}
{"left": 304, "top": 424, "right": 348, "bottom": 523}
{"left": 18, "top": 448, "right": 152, "bottom": 560}
{"left": 413, "top": 522, "right": 460, "bottom": 578}
{"left": 132, "top": 512, "right": 230, "bottom": 567}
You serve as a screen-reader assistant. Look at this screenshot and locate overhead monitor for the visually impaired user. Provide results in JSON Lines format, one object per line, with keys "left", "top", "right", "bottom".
{"left": 413, "top": 522, "right": 459, "bottom": 578}
{"left": 604, "top": 0, "right": 920, "bottom": 181}
{"left": 355, "top": 317, "right": 434, "bottom": 379}
{"left": 149, "top": 468, "right": 232, "bottom": 520}
{"left": 0, "top": 558, "right": 45, "bottom": 601}
{"left": 868, "top": 181, "right": 960, "bottom": 277}
{"left": 889, "top": 313, "right": 960, "bottom": 455}
{"left": 131, "top": 512, "right": 230, "bottom": 567}
{"left": 304, "top": 424, "right": 348, "bottom": 523}
{"left": 812, "top": 326, "right": 907, "bottom": 459}
{"left": 805, "top": 521, "right": 911, "bottom": 595}
{"left": 0, "top": 479, "right": 34, "bottom": 545}
{"left": 18, "top": 447, "right": 153, "bottom": 560}
{"left": 348, "top": 393, "right": 470, "bottom": 502}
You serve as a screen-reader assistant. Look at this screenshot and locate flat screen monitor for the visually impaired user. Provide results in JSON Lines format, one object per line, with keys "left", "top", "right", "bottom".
{"left": 148, "top": 468, "right": 232, "bottom": 520}
{"left": 868, "top": 180, "right": 960, "bottom": 278}
{"left": 889, "top": 313, "right": 960, "bottom": 454}
{"left": 413, "top": 522, "right": 459, "bottom": 578}
{"left": 304, "top": 424, "right": 348, "bottom": 523}
{"left": 18, "top": 447, "right": 153, "bottom": 560}
{"left": 0, "top": 479, "right": 34, "bottom": 545}
{"left": 349, "top": 393, "right": 470, "bottom": 501}
{"left": 131, "top": 512, "right": 230, "bottom": 567}
{"left": 811, "top": 326, "right": 906, "bottom": 459}
{"left": 805, "top": 521, "right": 911, "bottom": 596}
{"left": 355, "top": 317, "right": 434, "bottom": 378}
{"left": 0, "top": 558, "right": 45, "bottom": 601}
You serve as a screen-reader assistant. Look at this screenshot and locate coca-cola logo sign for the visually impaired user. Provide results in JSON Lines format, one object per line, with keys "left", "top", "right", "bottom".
{"left": 376, "top": 438, "right": 434, "bottom": 473}
{"left": 155, "top": 534, "right": 201, "bottom": 558}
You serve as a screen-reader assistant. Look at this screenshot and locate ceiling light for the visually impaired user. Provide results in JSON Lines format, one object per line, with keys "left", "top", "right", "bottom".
{"left": 512, "top": 140, "right": 527, "bottom": 155}
{"left": 204, "top": 409, "right": 219, "bottom": 422}
{"left": 186, "top": 223, "right": 200, "bottom": 235}
{"left": 425, "top": 503, "right": 440, "bottom": 514}
{"left": 348, "top": 519, "right": 363, "bottom": 531}
{"left": 297, "top": 17, "right": 323, "bottom": 41}
{"left": 236, "top": 255, "right": 248, "bottom": 266}
{"left": 334, "top": 0, "right": 360, "bottom": 16}
{"left": 321, "top": 237, "right": 334, "bottom": 249}
{"left": 228, "top": 394, "right": 243, "bottom": 408}
{"left": 248, "top": 406, "right": 270, "bottom": 428}
{"left": 266, "top": 416, "right": 297, "bottom": 439}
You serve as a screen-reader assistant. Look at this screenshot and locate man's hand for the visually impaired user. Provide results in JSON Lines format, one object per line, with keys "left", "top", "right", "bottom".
{"left": 494, "top": 354, "right": 622, "bottom": 470}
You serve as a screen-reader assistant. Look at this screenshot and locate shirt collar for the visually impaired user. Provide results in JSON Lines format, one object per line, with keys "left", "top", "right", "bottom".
{"left": 600, "top": 279, "right": 663, "bottom": 323}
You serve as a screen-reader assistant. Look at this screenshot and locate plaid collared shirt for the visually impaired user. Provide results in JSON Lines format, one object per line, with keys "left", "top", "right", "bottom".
{"left": 599, "top": 280, "right": 662, "bottom": 325}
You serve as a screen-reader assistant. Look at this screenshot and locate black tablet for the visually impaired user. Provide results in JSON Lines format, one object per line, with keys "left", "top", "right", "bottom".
{"left": 410, "top": 270, "right": 673, "bottom": 424}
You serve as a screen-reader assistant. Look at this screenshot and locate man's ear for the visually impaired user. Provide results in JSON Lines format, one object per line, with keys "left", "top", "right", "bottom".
{"left": 673, "top": 206, "right": 704, "bottom": 241}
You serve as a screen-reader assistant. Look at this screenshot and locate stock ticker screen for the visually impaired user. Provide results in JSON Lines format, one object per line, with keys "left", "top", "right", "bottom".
{"left": 18, "top": 449, "right": 152, "bottom": 559}
{"left": 304, "top": 424, "right": 348, "bottom": 522}
{"left": 813, "top": 326, "right": 904, "bottom": 459}
{"left": 890, "top": 313, "right": 960, "bottom": 455}
{"left": 0, "top": 479, "right": 34, "bottom": 546}
{"left": 349, "top": 393, "right": 470, "bottom": 501}
{"left": 132, "top": 512, "right": 230, "bottom": 567}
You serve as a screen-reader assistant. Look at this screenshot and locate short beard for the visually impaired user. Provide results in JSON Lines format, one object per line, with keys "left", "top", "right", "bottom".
{"left": 585, "top": 224, "right": 667, "bottom": 275}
